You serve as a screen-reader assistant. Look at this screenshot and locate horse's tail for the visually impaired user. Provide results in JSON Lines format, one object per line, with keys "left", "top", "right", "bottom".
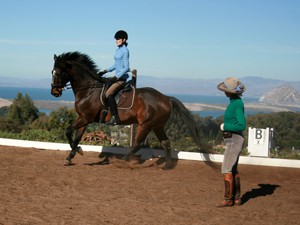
{"left": 169, "top": 96, "right": 202, "bottom": 148}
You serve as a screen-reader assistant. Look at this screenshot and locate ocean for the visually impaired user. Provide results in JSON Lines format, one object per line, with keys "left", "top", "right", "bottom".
{"left": 0, "top": 86, "right": 75, "bottom": 102}
{"left": 0, "top": 86, "right": 260, "bottom": 118}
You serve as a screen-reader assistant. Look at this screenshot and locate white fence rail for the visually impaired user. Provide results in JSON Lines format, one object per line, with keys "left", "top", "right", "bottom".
{"left": 0, "top": 138, "right": 300, "bottom": 168}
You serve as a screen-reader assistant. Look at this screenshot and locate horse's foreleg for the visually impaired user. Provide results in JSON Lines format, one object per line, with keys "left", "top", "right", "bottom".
{"left": 65, "top": 125, "right": 75, "bottom": 161}
{"left": 122, "top": 145, "right": 142, "bottom": 161}
{"left": 66, "top": 126, "right": 86, "bottom": 162}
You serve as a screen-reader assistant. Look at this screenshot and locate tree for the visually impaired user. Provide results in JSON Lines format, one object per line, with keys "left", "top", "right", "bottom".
{"left": 47, "top": 107, "right": 77, "bottom": 141}
{"left": 5, "top": 93, "right": 39, "bottom": 132}
{"left": 0, "top": 106, "right": 9, "bottom": 117}
{"left": 247, "top": 112, "right": 300, "bottom": 150}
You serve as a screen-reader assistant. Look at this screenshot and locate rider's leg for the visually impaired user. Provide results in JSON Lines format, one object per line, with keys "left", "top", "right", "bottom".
{"left": 106, "top": 94, "right": 120, "bottom": 125}
{"left": 105, "top": 80, "right": 124, "bottom": 125}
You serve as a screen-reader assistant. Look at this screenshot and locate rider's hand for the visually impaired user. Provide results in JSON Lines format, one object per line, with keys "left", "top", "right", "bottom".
{"left": 109, "top": 76, "right": 118, "bottom": 83}
{"left": 98, "top": 70, "right": 107, "bottom": 76}
{"left": 220, "top": 123, "right": 224, "bottom": 131}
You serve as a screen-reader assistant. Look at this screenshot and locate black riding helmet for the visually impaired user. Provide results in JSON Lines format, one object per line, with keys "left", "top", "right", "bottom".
{"left": 114, "top": 30, "right": 128, "bottom": 40}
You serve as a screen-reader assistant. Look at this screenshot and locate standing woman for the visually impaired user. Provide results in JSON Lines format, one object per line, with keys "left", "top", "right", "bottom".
{"left": 98, "top": 30, "right": 130, "bottom": 125}
{"left": 216, "top": 77, "right": 246, "bottom": 207}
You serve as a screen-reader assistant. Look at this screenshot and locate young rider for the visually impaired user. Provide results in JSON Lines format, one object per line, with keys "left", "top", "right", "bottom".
{"left": 98, "top": 30, "right": 130, "bottom": 125}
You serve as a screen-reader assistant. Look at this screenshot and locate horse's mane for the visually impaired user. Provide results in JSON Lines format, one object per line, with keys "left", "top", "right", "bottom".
{"left": 58, "top": 51, "right": 99, "bottom": 74}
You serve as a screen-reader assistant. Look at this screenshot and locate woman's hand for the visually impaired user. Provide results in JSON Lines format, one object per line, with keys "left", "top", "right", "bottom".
{"left": 98, "top": 70, "right": 107, "bottom": 76}
{"left": 220, "top": 123, "right": 224, "bottom": 131}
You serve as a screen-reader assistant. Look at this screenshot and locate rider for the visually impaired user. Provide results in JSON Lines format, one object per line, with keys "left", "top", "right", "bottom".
{"left": 98, "top": 30, "right": 130, "bottom": 125}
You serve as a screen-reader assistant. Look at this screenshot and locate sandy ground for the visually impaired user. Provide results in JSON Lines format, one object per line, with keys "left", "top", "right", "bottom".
{"left": 0, "top": 145, "right": 299, "bottom": 225}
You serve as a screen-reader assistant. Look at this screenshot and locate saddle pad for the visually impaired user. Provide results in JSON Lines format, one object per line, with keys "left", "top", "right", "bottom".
{"left": 117, "top": 88, "right": 135, "bottom": 109}
{"left": 100, "top": 87, "right": 135, "bottom": 110}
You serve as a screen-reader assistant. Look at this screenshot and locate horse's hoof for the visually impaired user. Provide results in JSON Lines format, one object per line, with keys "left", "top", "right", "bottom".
{"left": 65, "top": 162, "right": 75, "bottom": 166}
{"left": 99, "top": 160, "right": 110, "bottom": 165}
{"left": 161, "top": 165, "right": 172, "bottom": 170}
{"left": 121, "top": 155, "right": 129, "bottom": 161}
{"left": 76, "top": 146, "right": 83, "bottom": 155}
{"left": 66, "top": 156, "right": 72, "bottom": 162}
{"left": 98, "top": 152, "right": 106, "bottom": 158}
{"left": 65, "top": 158, "right": 74, "bottom": 166}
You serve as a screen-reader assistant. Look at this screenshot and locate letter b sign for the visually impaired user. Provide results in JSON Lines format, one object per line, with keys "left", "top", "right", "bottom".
{"left": 254, "top": 129, "right": 264, "bottom": 145}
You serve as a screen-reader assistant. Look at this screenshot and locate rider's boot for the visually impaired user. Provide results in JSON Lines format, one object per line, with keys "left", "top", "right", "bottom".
{"left": 234, "top": 173, "right": 242, "bottom": 206}
{"left": 106, "top": 95, "right": 120, "bottom": 125}
{"left": 216, "top": 173, "right": 234, "bottom": 207}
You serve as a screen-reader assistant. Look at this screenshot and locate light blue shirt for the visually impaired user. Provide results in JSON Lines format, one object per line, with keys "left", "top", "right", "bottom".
{"left": 106, "top": 44, "right": 130, "bottom": 80}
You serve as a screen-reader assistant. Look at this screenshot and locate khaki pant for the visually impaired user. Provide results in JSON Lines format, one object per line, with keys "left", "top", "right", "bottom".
{"left": 105, "top": 80, "right": 125, "bottom": 98}
{"left": 221, "top": 134, "right": 244, "bottom": 174}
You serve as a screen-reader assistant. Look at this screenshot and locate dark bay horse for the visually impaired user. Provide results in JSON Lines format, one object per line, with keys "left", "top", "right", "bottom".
{"left": 51, "top": 52, "right": 202, "bottom": 169}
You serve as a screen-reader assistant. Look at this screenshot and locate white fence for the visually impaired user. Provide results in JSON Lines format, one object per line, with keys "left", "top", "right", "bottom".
{"left": 0, "top": 138, "right": 300, "bottom": 168}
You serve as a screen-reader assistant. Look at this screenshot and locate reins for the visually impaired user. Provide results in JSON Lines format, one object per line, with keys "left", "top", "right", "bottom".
{"left": 63, "top": 82, "right": 104, "bottom": 92}
{"left": 62, "top": 60, "right": 106, "bottom": 93}
{"left": 53, "top": 52, "right": 108, "bottom": 95}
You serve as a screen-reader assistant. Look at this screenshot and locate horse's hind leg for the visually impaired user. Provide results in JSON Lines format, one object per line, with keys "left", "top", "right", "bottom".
{"left": 122, "top": 126, "right": 151, "bottom": 161}
{"left": 161, "top": 140, "right": 172, "bottom": 169}
{"left": 154, "top": 128, "right": 172, "bottom": 170}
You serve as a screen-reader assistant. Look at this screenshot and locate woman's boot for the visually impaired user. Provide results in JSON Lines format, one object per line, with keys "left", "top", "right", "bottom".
{"left": 106, "top": 95, "right": 120, "bottom": 125}
{"left": 234, "top": 173, "right": 241, "bottom": 206}
{"left": 217, "top": 173, "right": 233, "bottom": 207}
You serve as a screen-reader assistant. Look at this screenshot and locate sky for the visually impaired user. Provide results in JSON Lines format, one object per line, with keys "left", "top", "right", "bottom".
{"left": 0, "top": 0, "right": 299, "bottom": 81}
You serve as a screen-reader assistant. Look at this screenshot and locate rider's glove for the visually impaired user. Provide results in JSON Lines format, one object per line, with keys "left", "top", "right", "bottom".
{"left": 220, "top": 123, "right": 224, "bottom": 131}
{"left": 98, "top": 70, "right": 107, "bottom": 76}
{"left": 109, "top": 76, "right": 118, "bottom": 83}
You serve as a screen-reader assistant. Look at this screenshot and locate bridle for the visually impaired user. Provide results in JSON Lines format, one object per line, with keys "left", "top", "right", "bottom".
{"left": 51, "top": 62, "right": 105, "bottom": 97}
{"left": 51, "top": 69, "right": 71, "bottom": 88}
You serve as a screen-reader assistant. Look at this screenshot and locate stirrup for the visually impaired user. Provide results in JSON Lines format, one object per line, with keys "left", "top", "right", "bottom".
{"left": 106, "top": 116, "right": 119, "bottom": 125}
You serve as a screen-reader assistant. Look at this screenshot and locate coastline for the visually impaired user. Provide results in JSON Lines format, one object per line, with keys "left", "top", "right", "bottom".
{"left": 184, "top": 102, "right": 300, "bottom": 112}
{"left": 0, "top": 98, "right": 12, "bottom": 108}
{"left": 1, "top": 98, "right": 300, "bottom": 113}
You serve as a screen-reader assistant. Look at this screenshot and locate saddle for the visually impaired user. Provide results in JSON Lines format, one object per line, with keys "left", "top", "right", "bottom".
{"left": 99, "top": 79, "right": 135, "bottom": 123}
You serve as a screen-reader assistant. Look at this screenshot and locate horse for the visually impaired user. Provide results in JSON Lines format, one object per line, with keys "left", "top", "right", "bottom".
{"left": 51, "top": 51, "right": 202, "bottom": 170}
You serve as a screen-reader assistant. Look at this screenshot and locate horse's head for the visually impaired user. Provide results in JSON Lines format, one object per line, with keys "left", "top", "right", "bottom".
{"left": 51, "top": 54, "right": 71, "bottom": 97}
{"left": 51, "top": 52, "right": 103, "bottom": 97}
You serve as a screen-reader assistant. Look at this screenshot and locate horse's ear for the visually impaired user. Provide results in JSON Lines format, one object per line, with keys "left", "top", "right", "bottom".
{"left": 54, "top": 54, "right": 58, "bottom": 61}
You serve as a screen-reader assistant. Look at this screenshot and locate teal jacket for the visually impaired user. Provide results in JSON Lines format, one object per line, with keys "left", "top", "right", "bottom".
{"left": 223, "top": 96, "right": 246, "bottom": 132}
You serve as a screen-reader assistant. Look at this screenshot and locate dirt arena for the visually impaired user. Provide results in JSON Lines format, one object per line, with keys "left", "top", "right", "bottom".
{"left": 0, "top": 145, "right": 299, "bottom": 225}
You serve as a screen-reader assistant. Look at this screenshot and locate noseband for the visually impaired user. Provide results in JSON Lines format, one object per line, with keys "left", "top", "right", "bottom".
{"left": 51, "top": 69, "right": 71, "bottom": 91}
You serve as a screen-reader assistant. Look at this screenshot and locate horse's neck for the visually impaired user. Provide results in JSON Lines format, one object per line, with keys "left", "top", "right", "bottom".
{"left": 70, "top": 66, "right": 102, "bottom": 90}
{"left": 71, "top": 78, "right": 102, "bottom": 92}
{"left": 68, "top": 63, "right": 103, "bottom": 98}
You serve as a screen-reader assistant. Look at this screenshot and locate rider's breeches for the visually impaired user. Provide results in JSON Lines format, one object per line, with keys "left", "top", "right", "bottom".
{"left": 105, "top": 80, "right": 125, "bottom": 98}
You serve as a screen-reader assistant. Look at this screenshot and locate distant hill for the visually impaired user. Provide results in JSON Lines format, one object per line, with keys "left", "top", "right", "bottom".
{"left": 137, "top": 76, "right": 300, "bottom": 97}
{"left": 259, "top": 85, "right": 300, "bottom": 105}
{"left": 1, "top": 75, "right": 300, "bottom": 98}
{"left": 0, "top": 76, "right": 50, "bottom": 89}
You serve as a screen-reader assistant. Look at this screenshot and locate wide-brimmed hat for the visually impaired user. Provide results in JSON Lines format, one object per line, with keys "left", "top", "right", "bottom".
{"left": 217, "top": 77, "right": 246, "bottom": 94}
